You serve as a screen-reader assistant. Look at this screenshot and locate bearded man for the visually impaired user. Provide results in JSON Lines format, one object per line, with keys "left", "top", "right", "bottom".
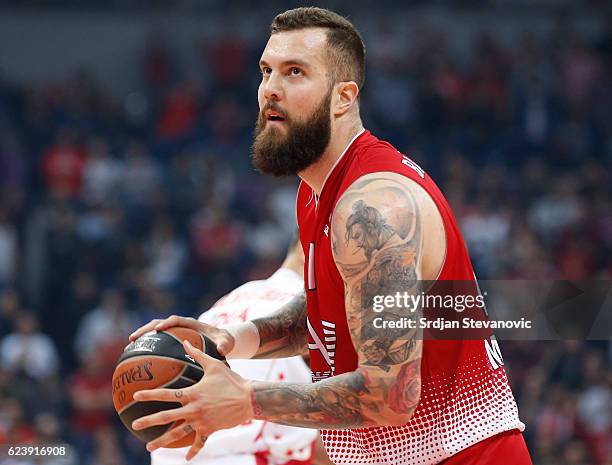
{"left": 130, "top": 7, "right": 533, "bottom": 465}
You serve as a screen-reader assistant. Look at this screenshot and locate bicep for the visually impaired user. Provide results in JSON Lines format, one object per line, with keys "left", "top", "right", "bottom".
{"left": 331, "top": 173, "right": 423, "bottom": 400}
{"left": 331, "top": 173, "right": 424, "bottom": 324}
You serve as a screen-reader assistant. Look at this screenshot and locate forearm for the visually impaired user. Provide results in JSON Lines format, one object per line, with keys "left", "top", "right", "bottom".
{"left": 251, "top": 291, "right": 308, "bottom": 359}
{"left": 250, "top": 361, "right": 421, "bottom": 429}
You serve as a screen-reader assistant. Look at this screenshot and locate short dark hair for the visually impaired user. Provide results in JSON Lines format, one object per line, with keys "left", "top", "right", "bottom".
{"left": 270, "top": 7, "right": 366, "bottom": 89}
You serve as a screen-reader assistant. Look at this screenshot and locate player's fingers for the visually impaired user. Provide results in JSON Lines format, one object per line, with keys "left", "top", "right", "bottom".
{"left": 133, "top": 387, "right": 189, "bottom": 404}
{"left": 129, "top": 319, "right": 162, "bottom": 341}
{"left": 132, "top": 404, "right": 189, "bottom": 431}
{"left": 185, "top": 431, "right": 208, "bottom": 461}
{"left": 183, "top": 340, "right": 221, "bottom": 371}
{"left": 146, "top": 422, "right": 195, "bottom": 452}
{"left": 154, "top": 315, "right": 202, "bottom": 332}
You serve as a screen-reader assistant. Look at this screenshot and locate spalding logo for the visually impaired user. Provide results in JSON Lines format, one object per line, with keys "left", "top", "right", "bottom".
{"left": 112, "top": 361, "right": 154, "bottom": 394}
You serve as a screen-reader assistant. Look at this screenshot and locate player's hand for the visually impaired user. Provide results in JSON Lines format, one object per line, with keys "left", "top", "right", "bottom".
{"left": 129, "top": 315, "right": 235, "bottom": 357}
{"left": 131, "top": 340, "right": 254, "bottom": 460}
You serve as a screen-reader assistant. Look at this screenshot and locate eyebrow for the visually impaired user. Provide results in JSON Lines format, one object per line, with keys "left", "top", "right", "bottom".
{"left": 259, "top": 59, "right": 310, "bottom": 69}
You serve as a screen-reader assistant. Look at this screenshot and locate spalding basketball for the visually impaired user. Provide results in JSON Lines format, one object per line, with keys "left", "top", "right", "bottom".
{"left": 112, "top": 327, "right": 223, "bottom": 447}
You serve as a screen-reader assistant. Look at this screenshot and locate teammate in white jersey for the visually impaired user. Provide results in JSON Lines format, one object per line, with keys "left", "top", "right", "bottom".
{"left": 151, "top": 237, "right": 332, "bottom": 465}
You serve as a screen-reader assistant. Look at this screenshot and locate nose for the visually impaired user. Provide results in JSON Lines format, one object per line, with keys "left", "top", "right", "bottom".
{"left": 262, "top": 71, "right": 283, "bottom": 102}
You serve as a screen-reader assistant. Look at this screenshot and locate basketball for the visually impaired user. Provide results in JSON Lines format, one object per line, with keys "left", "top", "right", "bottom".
{"left": 112, "top": 327, "right": 223, "bottom": 447}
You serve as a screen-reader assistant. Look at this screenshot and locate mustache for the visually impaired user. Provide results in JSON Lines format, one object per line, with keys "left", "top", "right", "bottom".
{"left": 260, "top": 102, "right": 288, "bottom": 120}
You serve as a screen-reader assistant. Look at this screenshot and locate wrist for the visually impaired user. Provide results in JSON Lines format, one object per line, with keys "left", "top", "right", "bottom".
{"left": 222, "top": 321, "right": 260, "bottom": 359}
{"left": 247, "top": 381, "right": 265, "bottom": 420}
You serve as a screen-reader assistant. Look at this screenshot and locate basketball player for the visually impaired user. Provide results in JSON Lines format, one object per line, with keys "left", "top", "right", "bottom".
{"left": 150, "top": 236, "right": 333, "bottom": 465}
{"left": 130, "top": 7, "right": 533, "bottom": 464}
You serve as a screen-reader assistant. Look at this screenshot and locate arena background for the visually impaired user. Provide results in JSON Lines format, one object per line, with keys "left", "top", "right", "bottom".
{"left": 0, "top": 1, "right": 610, "bottom": 464}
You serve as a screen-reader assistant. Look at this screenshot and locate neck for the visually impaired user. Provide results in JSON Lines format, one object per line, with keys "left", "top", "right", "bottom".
{"left": 298, "top": 120, "right": 364, "bottom": 195}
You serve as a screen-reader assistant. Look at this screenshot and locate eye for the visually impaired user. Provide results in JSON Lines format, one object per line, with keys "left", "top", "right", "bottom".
{"left": 289, "top": 67, "right": 302, "bottom": 76}
{"left": 261, "top": 67, "right": 272, "bottom": 76}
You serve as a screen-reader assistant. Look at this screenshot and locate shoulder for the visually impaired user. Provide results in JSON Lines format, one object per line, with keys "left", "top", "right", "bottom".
{"left": 330, "top": 171, "right": 444, "bottom": 279}
{"left": 352, "top": 129, "right": 398, "bottom": 154}
{"left": 332, "top": 171, "right": 437, "bottom": 228}
{"left": 352, "top": 133, "right": 403, "bottom": 167}
{"left": 348, "top": 133, "right": 428, "bottom": 188}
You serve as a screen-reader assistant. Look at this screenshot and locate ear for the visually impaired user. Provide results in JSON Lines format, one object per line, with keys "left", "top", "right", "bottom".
{"left": 333, "top": 81, "right": 360, "bottom": 117}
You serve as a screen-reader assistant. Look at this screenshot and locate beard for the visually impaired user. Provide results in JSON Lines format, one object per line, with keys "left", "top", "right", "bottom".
{"left": 251, "top": 89, "right": 332, "bottom": 177}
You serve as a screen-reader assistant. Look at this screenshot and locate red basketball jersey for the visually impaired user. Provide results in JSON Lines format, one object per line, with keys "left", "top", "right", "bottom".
{"left": 296, "top": 129, "right": 524, "bottom": 465}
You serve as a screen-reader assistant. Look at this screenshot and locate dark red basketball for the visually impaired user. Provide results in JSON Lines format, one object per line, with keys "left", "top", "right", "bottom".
{"left": 112, "top": 327, "right": 224, "bottom": 447}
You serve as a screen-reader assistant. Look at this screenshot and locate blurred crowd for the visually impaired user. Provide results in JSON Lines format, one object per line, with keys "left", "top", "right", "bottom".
{"left": 0, "top": 9, "right": 610, "bottom": 465}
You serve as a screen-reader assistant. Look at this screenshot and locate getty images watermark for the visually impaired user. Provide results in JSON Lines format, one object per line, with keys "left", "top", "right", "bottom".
{"left": 370, "top": 290, "right": 533, "bottom": 332}
{"left": 364, "top": 280, "right": 612, "bottom": 341}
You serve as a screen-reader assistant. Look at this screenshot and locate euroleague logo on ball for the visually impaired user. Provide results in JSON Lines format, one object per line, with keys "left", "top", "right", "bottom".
{"left": 127, "top": 335, "right": 159, "bottom": 353}
{"left": 112, "top": 361, "right": 154, "bottom": 395}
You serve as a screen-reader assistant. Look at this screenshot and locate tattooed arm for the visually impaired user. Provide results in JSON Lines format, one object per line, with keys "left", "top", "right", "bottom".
{"left": 250, "top": 291, "right": 308, "bottom": 359}
{"left": 131, "top": 173, "right": 439, "bottom": 451}
{"left": 251, "top": 172, "right": 427, "bottom": 428}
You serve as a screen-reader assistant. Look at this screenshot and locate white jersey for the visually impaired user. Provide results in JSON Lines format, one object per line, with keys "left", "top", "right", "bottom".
{"left": 151, "top": 269, "right": 316, "bottom": 465}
